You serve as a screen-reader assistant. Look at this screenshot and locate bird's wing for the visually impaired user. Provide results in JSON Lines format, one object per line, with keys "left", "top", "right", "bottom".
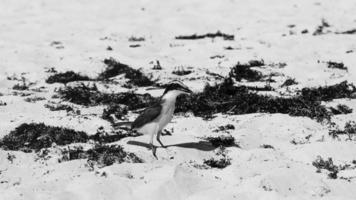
{"left": 132, "top": 103, "right": 162, "bottom": 129}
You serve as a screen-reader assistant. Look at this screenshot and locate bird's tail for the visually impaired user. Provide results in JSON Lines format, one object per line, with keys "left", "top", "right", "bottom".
{"left": 113, "top": 121, "right": 133, "bottom": 130}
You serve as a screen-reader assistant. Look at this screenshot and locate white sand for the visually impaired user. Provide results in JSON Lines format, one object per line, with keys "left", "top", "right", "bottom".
{"left": 1, "top": 0, "right": 356, "bottom": 199}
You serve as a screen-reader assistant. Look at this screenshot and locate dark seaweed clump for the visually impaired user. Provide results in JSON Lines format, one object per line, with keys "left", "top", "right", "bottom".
{"left": 335, "top": 29, "right": 356, "bottom": 34}
{"left": 213, "top": 124, "right": 235, "bottom": 132}
{"left": 329, "top": 121, "right": 356, "bottom": 140}
{"left": 175, "top": 31, "right": 234, "bottom": 40}
{"left": 281, "top": 78, "right": 298, "bottom": 87}
{"left": 204, "top": 135, "right": 237, "bottom": 147}
{"left": 86, "top": 144, "right": 143, "bottom": 167}
{"left": 326, "top": 61, "right": 348, "bottom": 70}
{"left": 172, "top": 68, "right": 193, "bottom": 76}
{"left": 13, "top": 83, "right": 29, "bottom": 91}
{"left": 312, "top": 156, "right": 339, "bottom": 179}
{"left": 300, "top": 81, "right": 356, "bottom": 102}
{"left": 44, "top": 102, "right": 74, "bottom": 112}
{"left": 229, "top": 60, "right": 264, "bottom": 82}
{"left": 46, "top": 71, "right": 91, "bottom": 85}
{"left": 176, "top": 78, "right": 355, "bottom": 121}
{"left": 57, "top": 83, "right": 156, "bottom": 109}
{"left": 98, "top": 58, "right": 155, "bottom": 87}
{"left": 0, "top": 123, "right": 88, "bottom": 152}
{"left": 59, "top": 144, "right": 143, "bottom": 167}
{"left": 329, "top": 104, "right": 353, "bottom": 115}
{"left": 313, "top": 19, "right": 331, "bottom": 36}
{"left": 102, "top": 104, "right": 128, "bottom": 123}
{"left": 204, "top": 157, "right": 231, "bottom": 169}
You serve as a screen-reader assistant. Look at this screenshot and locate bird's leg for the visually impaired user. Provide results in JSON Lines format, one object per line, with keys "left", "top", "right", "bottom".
{"left": 148, "top": 125, "right": 158, "bottom": 159}
{"left": 156, "top": 130, "right": 167, "bottom": 148}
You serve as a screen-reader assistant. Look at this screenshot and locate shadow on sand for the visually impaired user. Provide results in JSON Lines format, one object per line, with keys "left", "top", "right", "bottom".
{"left": 127, "top": 140, "right": 217, "bottom": 151}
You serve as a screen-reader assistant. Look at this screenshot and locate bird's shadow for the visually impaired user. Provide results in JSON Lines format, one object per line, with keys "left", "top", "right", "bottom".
{"left": 127, "top": 140, "right": 217, "bottom": 151}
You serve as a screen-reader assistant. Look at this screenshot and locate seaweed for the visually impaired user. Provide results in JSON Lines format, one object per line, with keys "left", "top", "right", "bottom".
{"left": 300, "top": 81, "right": 356, "bottom": 102}
{"left": 229, "top": 61, "right": 264, "bottom": 82}
{"left": 102, "top": 104, "right": 128, "bottom": 123}
{"left": 329, "top": 104, "right": 353, "bottom": 115}
{"left": 326, "top": 61, "right": 348, "bottom": 70}
{"left": 204, "top": 135, "right": 236, "bottom": 147}
{"left": 59, "top": 144, "right": 143, "bottom": 167}
{"left": 329, "top": 121, "right": 356, "bottom": 140}
{"left": 58, "top": 83, "right": 156, "bottom": 109}
{"left": 335, "top": 29, "right": 356, "bottom": 34}
{"left": 44, "top": 102, "right": 74, "bottom": 112}
{"left": 175, "top": 31, "right": 234, "bottom": 40}
{"left": 12, "top": 83, "right": 29, "bottom": 91}
{"left": 213, "top": 124, "right": 235, "bottom": 132}
{"left": 172, "top": 67, "right": 193, "bottom": 76}
{"left": 24, "top": 96, "right": 46, "bottom": 103}
{"left": 313, "top": 19, "right": 331, "bottom": 36}
{"left": 0, "top": 101, "right": 6, "bottom": 106}
{"left": 98, "top": 58, "right": 155, "bottom": 87}
{"left": 175, "top": 78, "right": 335, "bottom": 122}
{"left": 260, "top": 144, "right": 274, "bottom": 149}
{"left": 128, "top": 36, "right": 145, "bottom": 42}
{"left": 46, "top": 71, "right": 91, "bottom": 85}
{"left": 86, "top": 144, "right": 143, "bottom": 167}
{"left": 312, "top": 156, "right": 339, "bottom": 179}
{"left": 281, "top": 78, "right": 298, "bottom": 87}
{"left": 203, "top": 157, "right": 231, "bottom": 169}
{"left": 0, "top": 123, "right": 89, "bottom": 152}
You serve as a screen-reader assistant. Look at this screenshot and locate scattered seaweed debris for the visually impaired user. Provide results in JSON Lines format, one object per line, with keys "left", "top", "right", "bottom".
{"left": 98, "top": 58, "right": 155, "bottom": 87}
{"left": 175, "top": 77, "right": 344, "bottom": 122}
{"left": 313, "top": 19, "right": 331, "bottom": 36}
{"left": 24, "top": 96, "right": 46, "bottom": 103}
{"left": 86, "top": 144, "right": 143, "bottom": 167}
{"left": 12, "top": 83, "right": 29, "bottom": 91}
{"left": 58, "top": 83, "right": 156, "bottom": 109}
{"left": 204, "top": 135, "right": 236, "bottom": 147}
{"left": 281, "top": 78, "right": 298, "bottom": 87}
{"left": 44, "top": 102, "right": 75, "bottom": 112}
{"left": 260, "top": 144, "right": 274, "bottom": 149}
{"left": 89, "top": 128, "right": 142, "bottom": 144}
{"left": 128, "top": 36, "right": 145, "bottom": 42}
{"left": 329, "top": 121, "right": 356, "bottom": 140}
{"left": 0, "top": 100, "right": 6, "bottom": 106}
{"left": 326, "top": 61, "right": 348, "bottom": 70}
{"left": 58, "top": 144, "right": 143, "bottom": 167}
{"left": 335, "top": 29, "right": 356, "bottom": 34}
{"left": 46, "top": 71, "right": 91, "bottom": 85}
{"left": 213, "top": 124, "right": 235, "bottom": 132}
{"left": 172, "top": 66, "right": 193, "bottom": 76}
{"left": 102, "top": 104, "right": 128, "bottom": 123}
{"left": 204, "top": 152, "right": 231, "bottom": 169}
{"left": 175, "top": 31, "right": 234, "bottom": 41}
{"left": 244, "top": 85, "right": 274, "bottom": 91}
{"left": 300, "top": 81, "right": 356, "bottom": 102}
{"left": 329, "top": 104, "right": 353, "bottom": 115}
{"left": 301, "top": 29, "right": 309, "bottom": 34}
{"left": 229, "top": 60, "right": 264, "bottom": 82}
{"left": 152, "top": 60, "right": 162, "bottom": 70}
{"left": 129, "top": 44, "right": 141, "bottom": 48}
{"left": 0, "top": 123, "right": 89, "bottom": 152}
{"left": 312, "top": 156, "right": 339, "bottom": 179}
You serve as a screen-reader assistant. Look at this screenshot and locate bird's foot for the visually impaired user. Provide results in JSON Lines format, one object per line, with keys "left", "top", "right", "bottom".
{"left": 148, "top": 143, "right": 158, "bottom": 159}
{"left": 157, "top": 139, "right": 167, "bottom": 148}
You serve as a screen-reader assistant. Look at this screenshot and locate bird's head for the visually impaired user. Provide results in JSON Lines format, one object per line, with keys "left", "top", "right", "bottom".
{"left": 162, "top": 81, "right": 193, "bottom": 98}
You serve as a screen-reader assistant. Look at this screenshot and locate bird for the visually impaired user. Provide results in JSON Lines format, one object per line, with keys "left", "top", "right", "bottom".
{"left": 116, "top": 81, "right": 193, "bottom": 158}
